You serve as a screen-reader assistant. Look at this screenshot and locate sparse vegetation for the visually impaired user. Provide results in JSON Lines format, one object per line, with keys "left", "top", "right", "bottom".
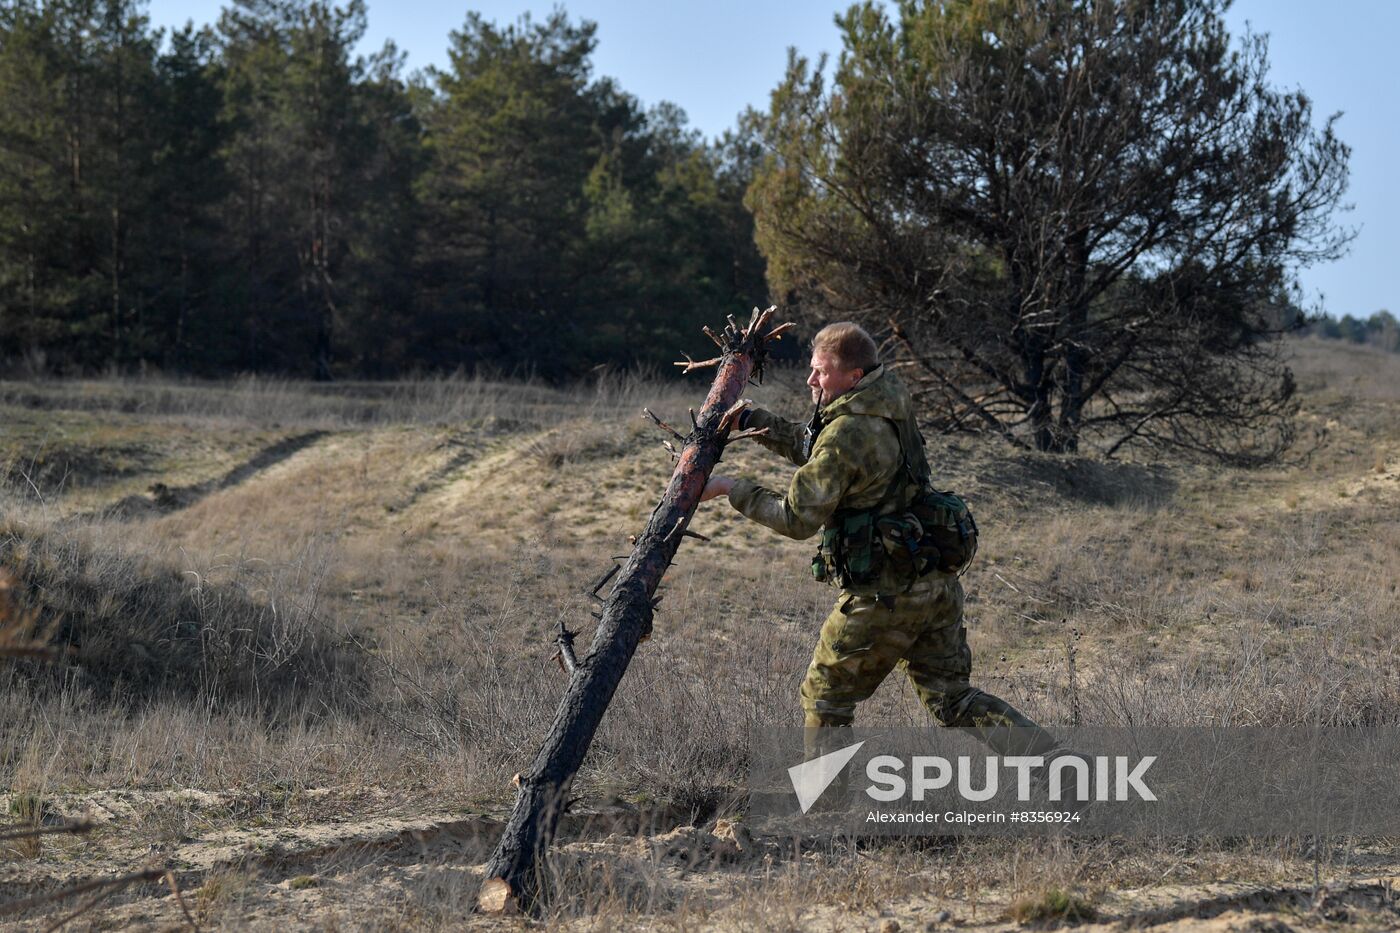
{"left": 1, "top": 338, "right": 1399, "bottom": 928}
{"left": 1009, "top": 888, "right": 1098, "bottom": 926}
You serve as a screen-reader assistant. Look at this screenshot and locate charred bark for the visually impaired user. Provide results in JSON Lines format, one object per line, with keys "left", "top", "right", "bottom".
{"left": 475, "top": 307, "right": 786, "bottom": 915}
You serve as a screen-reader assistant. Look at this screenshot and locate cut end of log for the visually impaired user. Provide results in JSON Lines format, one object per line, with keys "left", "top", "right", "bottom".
{"left": 476, "top": 877, "right": 521, "bottom": 915}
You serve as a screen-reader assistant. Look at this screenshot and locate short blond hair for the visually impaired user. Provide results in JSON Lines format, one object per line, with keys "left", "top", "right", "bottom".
{"left": 812, "top": 321, "right": 879, "bottom": 372}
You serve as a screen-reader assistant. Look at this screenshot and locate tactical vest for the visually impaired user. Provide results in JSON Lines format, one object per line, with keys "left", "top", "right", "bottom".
{"left": 811, "top": 409, "right": 978, "bottom": 589}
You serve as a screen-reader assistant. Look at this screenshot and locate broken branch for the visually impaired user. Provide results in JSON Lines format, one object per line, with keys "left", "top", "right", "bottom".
{"left": 763, "top": 321, "right": 796, "bottom": 341}
{"left": 749, "top": 306, "right": 776, "bottom": 339}
{"left": 0, "top": 868, "right": 166, "bottom": 918}
{"left": 164, "top": 870, "right": 199, "bottom": 932}
{"left": 674, "top": 353, "right": 721, "bottom": 373}
{"left": 642, "top": 408, "right": 686, "bottom": 442}
{"left": 718, "top": 398, "right": 752, "bottom": 433}
{"left": 664, "top": 516, "right": 688, "bottom": 545}
{"left": 553, "top": 620, "right": 579, "bottom": 675}
{"left": 587, "top": 564, "right": 620, "bottom": 600}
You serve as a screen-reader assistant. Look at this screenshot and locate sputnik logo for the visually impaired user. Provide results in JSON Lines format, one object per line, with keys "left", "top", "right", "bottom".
{"left": 787, "top": 741, "right": 865, "bottom": 813}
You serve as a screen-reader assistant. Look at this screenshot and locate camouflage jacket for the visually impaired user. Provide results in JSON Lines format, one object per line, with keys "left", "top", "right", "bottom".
{"left": 728, "top": 365, "right": 932, "bottom": 593}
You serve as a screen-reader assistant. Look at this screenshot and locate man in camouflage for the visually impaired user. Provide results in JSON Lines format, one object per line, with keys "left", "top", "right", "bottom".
{"left": 700, "top": 322, "right": 1050, "bottom": 754}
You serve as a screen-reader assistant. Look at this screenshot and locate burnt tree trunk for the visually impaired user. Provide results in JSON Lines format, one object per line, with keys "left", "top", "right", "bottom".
{"left": 476, "top": 309, "right": 788, "bottom": 915}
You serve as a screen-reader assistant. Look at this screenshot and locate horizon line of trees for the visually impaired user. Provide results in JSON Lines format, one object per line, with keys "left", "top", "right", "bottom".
{"left": 1302, "top": 310, "right": 1399, "bottom": 354}
{"left": 0, "top": 0, "right": 769, "bottom": 379}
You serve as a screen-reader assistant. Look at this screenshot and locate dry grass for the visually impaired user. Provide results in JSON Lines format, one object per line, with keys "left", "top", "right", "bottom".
{"left": 0, "top": 367, "right": 700, "bottom": 432}
{"left": 0, "top": 569, "right": 57, "bottom": 663}
{"left": 2, "top": 339, "right": 1399, "bottom": 928}
{"left": 0, "top": 518, "right": 359, "bottom": 710}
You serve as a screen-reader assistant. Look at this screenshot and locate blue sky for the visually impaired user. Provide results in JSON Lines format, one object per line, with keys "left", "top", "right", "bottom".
{"left": 144, "top": 0, "right": 1397, "bottom": 318}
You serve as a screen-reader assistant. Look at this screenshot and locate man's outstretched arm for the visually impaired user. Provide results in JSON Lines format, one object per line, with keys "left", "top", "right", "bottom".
{"left": 741, "top": 407, "right": 809, "bottom": 466}
{"left": 702, "top": 423, "right": 855, "bottom": 540}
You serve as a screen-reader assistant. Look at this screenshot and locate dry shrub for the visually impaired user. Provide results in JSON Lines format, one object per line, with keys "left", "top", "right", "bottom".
{"left": 1008, "top": 887, "right": 1098, "bottom": 926}
{"left": 0, "top": 569, "right": 57, "bottom": 662}
{"left": 194, "top": 867, "right": 258, "bottom": 927}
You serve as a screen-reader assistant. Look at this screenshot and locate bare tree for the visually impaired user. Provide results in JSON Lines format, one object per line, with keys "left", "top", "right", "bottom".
{"left": 747, "top": 0, "right": 1350, "bottom": 462}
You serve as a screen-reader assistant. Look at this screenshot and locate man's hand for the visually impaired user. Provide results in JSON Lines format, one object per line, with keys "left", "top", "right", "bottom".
{"left": 700, "top": 475, "right": 736, "bottom": 503}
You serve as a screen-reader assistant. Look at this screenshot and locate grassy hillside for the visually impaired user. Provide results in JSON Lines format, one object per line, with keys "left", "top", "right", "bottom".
{"left": 1, "top": 339, "right": 1398, "bottom": 929}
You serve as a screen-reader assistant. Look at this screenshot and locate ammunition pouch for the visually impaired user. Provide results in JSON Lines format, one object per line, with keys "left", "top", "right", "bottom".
{"left": 811, "top": 509, "right": 883, "bottom": 588}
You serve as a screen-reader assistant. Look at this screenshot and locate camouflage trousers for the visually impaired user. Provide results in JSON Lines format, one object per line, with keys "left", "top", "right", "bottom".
{"left": 801, "top": 573, "right": 1056, "bottom": 758}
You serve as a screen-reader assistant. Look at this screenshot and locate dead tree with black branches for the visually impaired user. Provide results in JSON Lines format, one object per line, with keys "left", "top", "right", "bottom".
{"left": 748, "top": 0, "right": 1350, "bottom": 464}
{"left": 476, "top": 307, "right": 789, "bottom": 916}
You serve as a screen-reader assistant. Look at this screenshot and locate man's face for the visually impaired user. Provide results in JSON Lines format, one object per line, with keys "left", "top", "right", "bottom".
{"left": 807, "top": 349, "right": 864, "bottom": 406}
